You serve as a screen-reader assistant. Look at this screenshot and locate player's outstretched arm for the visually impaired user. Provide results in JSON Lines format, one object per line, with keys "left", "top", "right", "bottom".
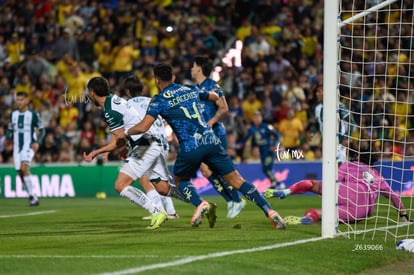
{"left": 127, "top": 114, "right": 155, "bottom": 136}
{"left": 378, "top": 175, "right": 411, "bottom": 221}
{"left": 83, "top": 132, "right": 121, "bottom": 162}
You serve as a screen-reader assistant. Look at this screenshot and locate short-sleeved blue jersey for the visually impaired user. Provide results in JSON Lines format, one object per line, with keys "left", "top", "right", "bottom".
{"left": 146, "top": 83, "right": 221, "bottom": 153}
{"left": 244, "top": 123, "right": 280, "bottom": 156}
{"left": 197, "top": 78, "right": 226, "bottom": 137}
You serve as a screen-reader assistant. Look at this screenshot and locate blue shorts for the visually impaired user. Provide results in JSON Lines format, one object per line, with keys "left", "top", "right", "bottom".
{"left": 173, "top": 143, "right": 235, "bottom": 179}
{"left": 217, "top": 133, "right": 227, "bottom": 151}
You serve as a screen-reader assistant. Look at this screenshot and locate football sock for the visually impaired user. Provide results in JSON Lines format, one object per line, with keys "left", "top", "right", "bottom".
{"left": 177, "top": 181, "right": 203, "bottom": 207}
{"left": 208, "top": 174, "right": 232, "bottom": 202}
{"left": 226, "top": 184, "right": 242, "bottom": 203}
{"left": 264, "top": 169, "right": 279, "bottom": 186}
{"left": 167, "top": 185, "right": 189, "bottom": 203}
{"left": 304, "top": 208, "right": 319, "bottom": 222}
{"left": 289, "top": 180, "right": 313, "bottom": 195}
{"left": 161, "top": 196, "right": 177, "bottom": 216}
{"left": 146, "top": 189, "right": 165, "bottom": 212}
{"left": 217, "top": 174, "right": 243, "bottom": 203}
{"left": 239, "top": 181, "right": 272, "bottom": 215}
{"left": 120, "top": 186, "right": 159, "bottom": 214}
{"left": 23, "top": 176, "right": 37, "bottom": 200}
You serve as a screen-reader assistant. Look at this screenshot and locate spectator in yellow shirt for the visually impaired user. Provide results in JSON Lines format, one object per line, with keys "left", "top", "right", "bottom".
{"left": 236, "top": 18, "right": 252, "bottom": 42}
{"left": 59, "top": 103, "right": 79, "bottom": 130}
{"left": 390, "top": 92, "right": 411, "bottom": 128}
{"left": 55, "top": 53, "right": 76, "bottom": 81}
{"left": 241, "top": 91, "right": 262, "bottom": 124}
{"left": 278, "top": 109, "right": 304, "bottom": 151}
{"left": 56, "top": 0, "right": 73, "bottom": 27}
{"left": 5, "top": 33, "right": 25, "bottom": 66}
{"left": 64, "top": 64, "right": 89, "bottom": 104}
{"left": 300, "top": 27, "right": 318, "bottom": 58}
{"left": 93, "top": 34, "right": 110, "bottom": 58}
{"left": 140, "top": 68, "right": 159, "bottom": 97}
{"left": 111, "top": 36, "right": 139, "bottom": 83}
{"left": 15, "top": 72, "right": 32, "bottom": 92}
{"left": 96, "top": 44, "right": 113, "bottom": 79}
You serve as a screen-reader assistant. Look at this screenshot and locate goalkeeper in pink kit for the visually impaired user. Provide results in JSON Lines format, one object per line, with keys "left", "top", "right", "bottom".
{"left": 264, "top": 145, "right": 412, "bottom": 224}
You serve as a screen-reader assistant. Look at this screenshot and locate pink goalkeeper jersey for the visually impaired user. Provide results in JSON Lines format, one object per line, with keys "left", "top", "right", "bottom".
{"left": 337, "top": 161, "right": 405, "bottom": 222}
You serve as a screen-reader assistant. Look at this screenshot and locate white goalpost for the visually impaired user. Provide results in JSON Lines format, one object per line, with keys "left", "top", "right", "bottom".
{"left": 322, "top": 0, "right": 340, "bottom": 238}
{"left": 322, "top": 0, "right": 414, "bottom": 241}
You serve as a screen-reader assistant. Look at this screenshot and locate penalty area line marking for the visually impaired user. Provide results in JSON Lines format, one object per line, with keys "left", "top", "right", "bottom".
{"left": 98, "top": 236, "right": 328, "bottom": 275}
{"left": 0, "top": 210, "right": 57, "bottom": 218}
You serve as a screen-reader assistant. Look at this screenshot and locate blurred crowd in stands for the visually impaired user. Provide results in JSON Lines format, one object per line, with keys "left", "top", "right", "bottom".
{"left": 0, "top": 0, "right": 412, "bottom": 165}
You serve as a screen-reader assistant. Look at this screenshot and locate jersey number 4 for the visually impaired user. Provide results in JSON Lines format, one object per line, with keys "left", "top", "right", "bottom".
{"left": 180, "top": 102, "right": 204, "bottom": 125}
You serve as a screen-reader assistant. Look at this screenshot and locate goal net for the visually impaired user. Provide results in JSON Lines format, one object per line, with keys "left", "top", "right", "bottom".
{"left": 323, "top": 0, "right": 414, "bottom": 241}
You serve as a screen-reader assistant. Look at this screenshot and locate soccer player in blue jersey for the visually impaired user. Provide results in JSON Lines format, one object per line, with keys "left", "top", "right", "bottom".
{"left": 243, "top": 111, "right": 285, "bottom": 189}
{"left": 126, "top": 63, "right": 286, "bottom": 230}
{"left": 191, "top": 55, "right": 245, "bottom": 219}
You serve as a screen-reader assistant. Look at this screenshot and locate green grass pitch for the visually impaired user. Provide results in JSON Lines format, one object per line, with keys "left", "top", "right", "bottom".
{"left": 0, "top": 196, "right": 413, "bottom": 274}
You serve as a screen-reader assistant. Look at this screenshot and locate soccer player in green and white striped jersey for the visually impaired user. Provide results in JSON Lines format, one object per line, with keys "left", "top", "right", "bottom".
{"left": 123, "top": 75, "right": 179, "bottom": 220}
{"left": 315, "top": 85, "right": 354, "bottom": 163}
{"left": 6, "top": 92, "right": 45, "bottom": 206}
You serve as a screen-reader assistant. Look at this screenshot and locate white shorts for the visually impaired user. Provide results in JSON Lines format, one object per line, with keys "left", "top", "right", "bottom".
{"left": 145, "top": 148, "right": 170, "bottom": 182}
{"left": 13, "top": 148, "right": 35, "bottom": 170}
{"left": 120, "top": 141, "right": 170, "bottom": 182}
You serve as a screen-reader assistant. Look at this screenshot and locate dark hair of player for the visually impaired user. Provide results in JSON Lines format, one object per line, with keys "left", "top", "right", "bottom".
{"left": 349, "top": 142, "right": 378, "bottom": 166}
{"left": 194, "top": 55, "right": 213, "bottom": 77}
{"left": 153, "top": 63, "right": 173, "bottom": 82}
{"left": 87, "top": 76, "right": 110, "bottom": 97}
{"left": 123, "top": 75, "right": 144, "bottom": 97}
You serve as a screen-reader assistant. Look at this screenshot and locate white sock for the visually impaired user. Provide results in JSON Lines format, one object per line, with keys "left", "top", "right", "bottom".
{"left": 146, "top": 189, "right": 165, "bottom": 212}
{"left": 24, "top": 176, "right": 37, "bottom": 200}
{"left": 161, "top": 196, "right": 177, "bottom": 216}
{"left": 120, "top": 186, "right": 159, "bottom": 214}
